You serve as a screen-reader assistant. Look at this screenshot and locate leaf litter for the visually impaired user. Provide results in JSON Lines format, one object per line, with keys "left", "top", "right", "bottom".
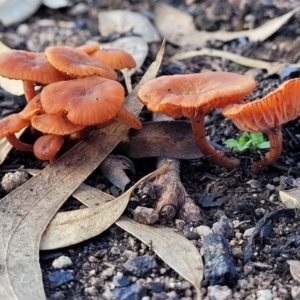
{"left": 0, "top": 40, "right": 165, "bottom": 300}
{"left": 155, "top": 3, "right": 300, "bottom": 48}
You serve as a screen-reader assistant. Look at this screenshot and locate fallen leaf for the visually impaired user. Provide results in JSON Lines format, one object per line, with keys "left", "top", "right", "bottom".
{"left": 0, "top": 0, "right": 42, "bottom": 26}
{"left": 279, "top": 188, "right": 300, "bottom": 208}
{"left": 120, "top": 120, "right": 203, "bottom": 159}
{"left": 155, "top": 3, "right": 300, "bottom": 48}
{"left": 287, "top": 260, "right": 300, "bottom": 284}
{"left": 100, "top": 155, "right": 135, "bottom": 192}
{"left": 99, "top": 10, "right": 160, "bottom": 43}
{"left": 42, "top": 0, "right": 70, "bottom": 9}
{"left": 116, "top": 217, "right": 203, "bottom": 300}
{"left": 169, "top": 48, "right": 300, "bottom": 80}
{"left": 0, "top": 39, "right": 165, "bottom": 300}
{"left": 40, "top": 163, "right": 170, "bottom": 250}
{"left": 101, "top": 36, "right": 149, "bottom": 92}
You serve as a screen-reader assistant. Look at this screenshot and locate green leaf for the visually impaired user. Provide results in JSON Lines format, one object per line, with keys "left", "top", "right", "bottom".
{"left": 238, "top": 132, "right": 250, "bottom": 146}
{"left": 250, "top": 132, "right": 264, "bottom": 145}
{"left": 237, "top": 139, "right": 252, "bottom": 152}
{"left": 225, "top": 139, "right": 239, "bottom": 148}
{"left": 257, "top": 141, "right": 270, "bottom": 149}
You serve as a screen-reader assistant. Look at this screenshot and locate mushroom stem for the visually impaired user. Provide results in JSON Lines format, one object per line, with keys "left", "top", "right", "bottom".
{"left": 6, "top": 133, "right": 33, "bottom": 152}
{"left": 191, "top": 111, "right": 240, "bottom": 170}
{"left": 251, "top": 126, "right": 282, "bottom": 173}
{"left": 23, "top": 81, "right": 36, "bottom": 102}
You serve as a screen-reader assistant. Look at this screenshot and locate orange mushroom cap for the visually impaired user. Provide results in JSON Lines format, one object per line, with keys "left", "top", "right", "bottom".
{"left": 0, "top": 50, "right": 70, "bottom": 84}
{"left": 31, "top": 113, "right": 85, "bottom": 135}
{"left": 76, "top": 44, "right": 101, "bottom": 54}
{"left": 90, "top": 48, "right": 136, "bottom": 70}
{"left": 33, "top": 134, "right": 64, "bottom": 161}
{"left": 45, "top": 46, "right": 118, "bottom": 80}
{"left": 222, "top": 78, "right": 300, "bottom": 132}
{"left": 40, "top": 76, "right": 125, "bottom": 126}
{"left": 137, "top": 72, "right": 256, "bottom": 118}
{"left": 18, "top": 93, "right": 43, "bottom": 120}
{"left": 0, "top": 114, "right": 30, "bottom": 137}
{"left": 0, "top": 114, "right": 32, "bottom": 152}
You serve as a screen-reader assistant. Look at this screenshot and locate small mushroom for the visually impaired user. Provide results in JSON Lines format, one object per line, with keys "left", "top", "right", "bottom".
{"left": 45, "top": 46, "right": 118, "bottom": 80}
{"left": 0, "top": 114, "right": 32, "bottom": 152}
{"left": 31, "top": 113, "right": 85, "bottom": 135}
{"left": 138, "top": 72, "right": 256, "bottom": 170}
{"left": 40, "top": 76, "right": 125, "bottom": 126}
{"left": 76, "top": 44, "right": 100, "bottom": 54}
{"left": 222, "top": 78, "right": 300, "bottom": 173}
{"left": 89, "top": 48, "right": 136, "bottom": 70}
{"left": 0, "top": 50, "right": 70, "bottom": 102}
{"left": 18, "top": 93, "right": 43, "bottom": 120}
{"left": 33, "top": 134, "right": 64, "bottom": 161}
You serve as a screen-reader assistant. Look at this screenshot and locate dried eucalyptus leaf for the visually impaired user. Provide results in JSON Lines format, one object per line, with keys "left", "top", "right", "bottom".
{"left": 42, "top": 0, "right": 70, "bottom": 9}
{"left": 0, "top": 0, "right": 42, "bottom": 26}
{"left": 116, "top": 217, "right": 203, "bottom": 300}
{"left": 155, "top": 3, "right": 300, "bottom": 48}
{"left": 99, "top": 10, "right": 160, "bottom": 43}
{"left": 287, "top": 260, "right": 300, "bottom": 284}
{"left": 279, "top": 188, "right": 300, "bottom": 208}
{"left": 100, "top": 155, "right": 135, "bottom": 192}
{"left": 41, "top": 163, "right": 170, "bottom": 250}
{"left": 170, "top": 48, "right": 300, "bottom": 79}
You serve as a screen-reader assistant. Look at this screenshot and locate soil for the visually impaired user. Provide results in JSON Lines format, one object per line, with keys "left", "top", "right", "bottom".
{"left": 1, "top": 0, "right": 300, "bottom": 299}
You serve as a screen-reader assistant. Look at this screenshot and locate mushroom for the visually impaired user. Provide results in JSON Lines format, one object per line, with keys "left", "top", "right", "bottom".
{"left": 33, "top": 134, "right": 64, "bottom": 161}
{"left": 39, "top": 75, "right": 141, "bottom": 128}
{"left": 31, "top": 113, "right": 85, "bottom": 135}
{"left": 0, "top": 114, "right": 32, "bottom": 152}
{"left": 89, "top": 48, "right": 136, "bottom": 70}
{"left": 137, "top": 72, "right": 256, "bottom": 170}
{"left": 0, "top": 50, "right": 70, "bottom": 102}
{"left": 18, "top": 93, "right": 43, "bottom": 120}
{"left": 222, "top": 78, "right": 300, "bottom": 173}
{"left": 45, "top": 46, "right": 118, "bottom": 80}
{"left": 76, "top": 44, "right": 101, "bottom": 54}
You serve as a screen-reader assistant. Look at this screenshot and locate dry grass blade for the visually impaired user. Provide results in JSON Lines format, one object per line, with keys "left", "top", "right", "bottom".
{"left": 0, "top": 39, "right": 165, "bottom": 300}
{"left": 40, "top": 162, "right": 170, "bottom": 250}
{"left": 116, "top": 217, "right": 203, "bottom": 300}
{"left": 169, "top": 48, "right": 300, "bottom": 76}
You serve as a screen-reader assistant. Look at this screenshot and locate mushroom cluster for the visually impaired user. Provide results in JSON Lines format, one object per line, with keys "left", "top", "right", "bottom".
{"left": 0, "top": 45, "right": 141, "bottom": 161}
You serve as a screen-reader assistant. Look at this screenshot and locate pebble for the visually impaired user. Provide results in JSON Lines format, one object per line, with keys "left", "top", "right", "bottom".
{"left": 193, "top": 225, "right": 212, "bottom": 237}
{"left": 257, "top": 289, "right": 272, "bottom": 300}
{"left": 102, "top": 265, "right": 116, "bottom": 278}
{"left": 212, "top": 216, "right": 234, "bottom": 239}
{"left": 292, "top": 286, "right": 300, "bottom": 299}
{"left": 205, "top": 285, "right": 232, "bottom": 300}
{"left": 231, "top": 247, "right": 244, "bottom": 259}
{"left": 123, "top": 250, "right": 138, "bottom": 260}
{"left": 1, "top": 171, "right": 29, "bottom": 193}
{"left": 113, "top": 272, "right": 130, "bottom": 287}
{"left": 49, "top": 291, "right": 66, "bottom": 300}
{"left": 243, "top": 227, "right": 255, "bottom": 238}
{"left": 52, "top": 256, "right": 72, "bottom": 269}
{"left": 123, "top": 255, "right": 157, "bottom": 277}
{"left": 69, "top": 3, "right": 88, "bottom": 15}
{"left": 113, "top": 283, "right": 146, "bottom": 300}
{"left": 84, "top": 286, "right": 98, "bottom": 296}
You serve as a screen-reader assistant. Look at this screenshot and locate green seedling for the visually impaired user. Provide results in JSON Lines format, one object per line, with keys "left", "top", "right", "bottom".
{"left": 225, "top": 132, "right": 270, "bottom": 152}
